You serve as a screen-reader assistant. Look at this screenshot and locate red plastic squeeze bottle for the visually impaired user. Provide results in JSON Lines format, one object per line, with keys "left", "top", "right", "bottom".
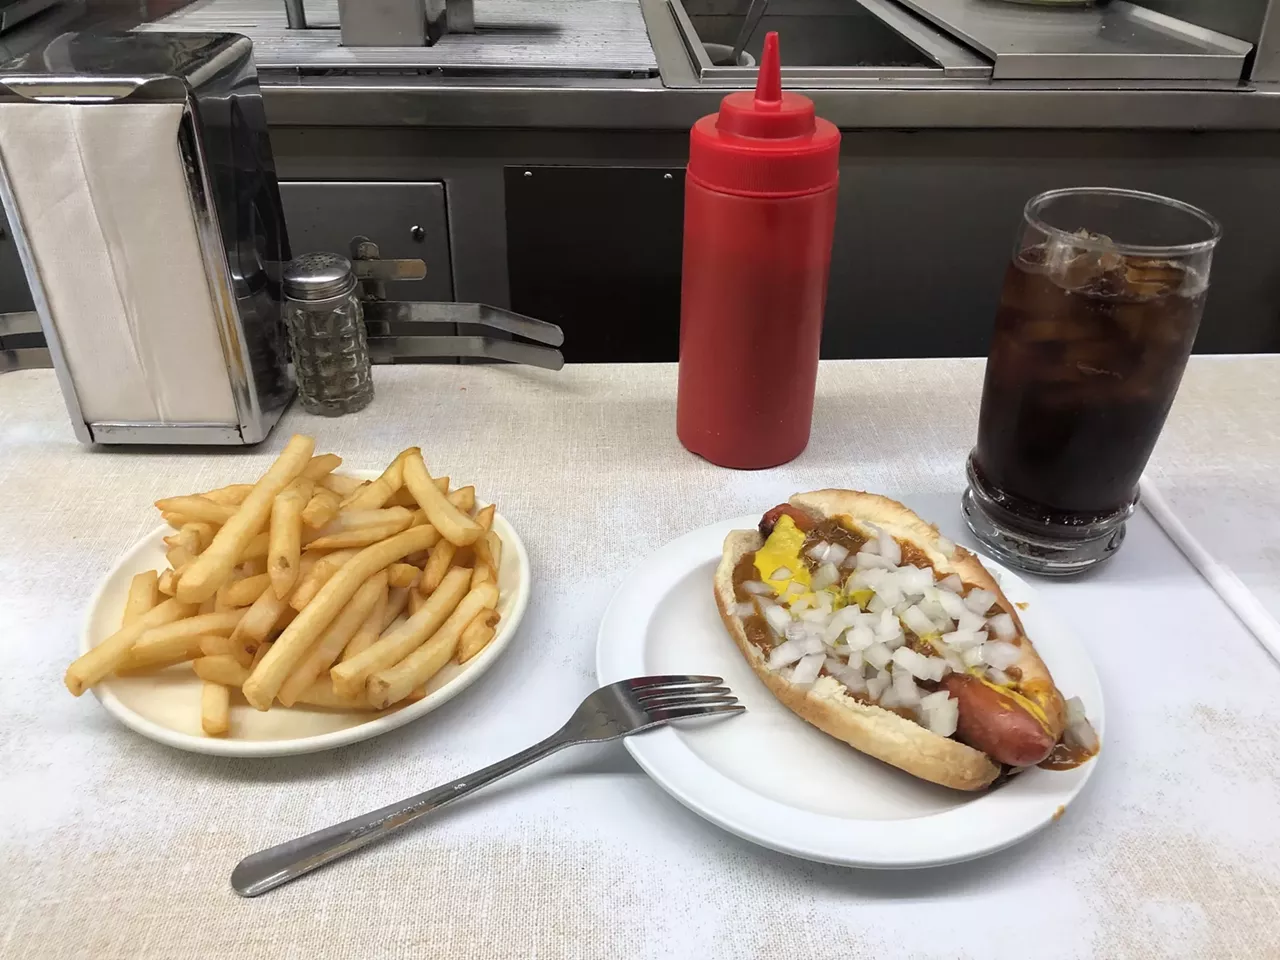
{"left": 676, "top": 32, "right": 840, "bottom": 469}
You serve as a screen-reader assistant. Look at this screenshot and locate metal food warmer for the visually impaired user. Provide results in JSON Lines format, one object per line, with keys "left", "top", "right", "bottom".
{"left": 2, "top": 0, "right": 1279, "bottom": 377}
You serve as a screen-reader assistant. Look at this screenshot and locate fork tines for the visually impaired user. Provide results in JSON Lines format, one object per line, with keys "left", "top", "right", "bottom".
{"left": 626, "top": 675, "right": 744, "bottom": 721}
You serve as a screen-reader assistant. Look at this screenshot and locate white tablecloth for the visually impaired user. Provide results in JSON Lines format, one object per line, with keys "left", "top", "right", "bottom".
{"left": 2, "top": 358, "right": 1278, "bottom": 959}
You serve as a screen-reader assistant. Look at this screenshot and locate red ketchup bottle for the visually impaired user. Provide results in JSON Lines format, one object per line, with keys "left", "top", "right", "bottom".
{"left": 676, "top": 32, "right": 841, "bottom": 469}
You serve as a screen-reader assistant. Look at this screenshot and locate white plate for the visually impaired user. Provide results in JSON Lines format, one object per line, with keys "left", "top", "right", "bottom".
{"left": 81, "top": 474, "right": 529, "bottom": 757}
{"left": 596, "top": 514, "right": 1104, "bottom": 869}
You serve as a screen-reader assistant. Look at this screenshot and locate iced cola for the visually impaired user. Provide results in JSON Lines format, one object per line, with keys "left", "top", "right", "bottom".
{"left": 965, "top": 188, "right": 1219, "bottom": 574}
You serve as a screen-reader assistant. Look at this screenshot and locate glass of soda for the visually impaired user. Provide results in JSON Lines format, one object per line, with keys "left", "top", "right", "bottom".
{"left": 963, "top": 187, "right": 1220, "bottom": 575}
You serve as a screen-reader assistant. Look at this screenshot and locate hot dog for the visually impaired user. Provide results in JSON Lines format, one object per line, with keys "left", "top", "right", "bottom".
{"left": 714, "top": 489, "right": 1097, "bottom": 791}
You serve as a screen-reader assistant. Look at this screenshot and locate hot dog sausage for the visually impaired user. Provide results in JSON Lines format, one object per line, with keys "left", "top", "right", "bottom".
{"left": 941, "top": 673, "right": 1055, "bottom": 767}
{"left": 759, "top": 504, "right": 815, "bottom": 538}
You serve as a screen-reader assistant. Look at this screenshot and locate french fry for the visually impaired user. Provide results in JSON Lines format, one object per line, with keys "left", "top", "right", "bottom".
{"left": 177, "top": 434, "right": 315, "bottom": 604}
{"left": 342, "top": 448, "right": 418, "bottom": 511}
{"left": 470, "top": 562, "right": 494, "bottom": 589}
{"left": 301, "top": 488, "right": 342, "bottom": 529}
{"left": 269, "top": 479, "right": 313, "bottom": 599}
{"left": 163, "top": 525, "right": 202, "bottom": 556}
{"left": 230, "top": 555, "right": 311, "bottom": 651}
{"left": 153, "top": 496, "right": 237, "bottom": 525}
{"left": 446, "top": 485, "right": 476, "bottom": 514}
{"left": 306, "top": 520, "right": 413, "bottom": 551}
{"left": 200, "top": 484, "right": 254, "bottom": 506}
{"left": 309, "top": 507, "right": 416, "bottom": 539}
{"left": 457, "top": 609, "right": 501, "bottom": 663}
{"left": 198, "top": 597, "right": 216, "bottom": 615}
{"left": 194, "top": 655, "right": 379, "bottom": 711}
{"left": 223, "top": 573, "right": 272, "bottom": 608}
{"left": 290, "top": 549, "right": 359, "bottom": 611}
{"left": 320, "top": 474, "right": 365, "bottom": 497}
{"left": 200, "top": 633, "right": 254, "bottom": 667}
{"left": 66, "top": 598, "right": 198, "bottom": 694}
{"left": 475, "top": 530, "right": 502, "bottom": 572}
{"left": 407, "top": 589, "right": 425, "bottom": 615}
{"left": 402, "top": 452, "right": 482, "bottom": 547}
{"left": 162, "top": 512, "right": 193, "bottom": 530}
{"left": 158, "top": 568, "right": 180, "bottom": 596}
{"left": 404, "top": 550, "right": 431, "bottom": 568}
{"left": 387, "top": 563, "right": 420, "bottom": 589}
{"left": 243, "top": 524, "right": 439, "bottom": 709}
{"left": 122, "top": 570, "right": 159, "bottom": 627}
{"left": 237, "top": 531, "right": 270, "bottom": 563}
{"left": 367, "top": 582, "right": 499, "bottom": 708}
{"left": 300, "top": 453, "right": 342, "bottom": 481}
{"left": 250, "top": 641, "right": 272, "bottom": 669}
{"left": 201, "top": 682, "right": 231, "bottom": 736}
{"left": 117, "top": 610, "right": 246, "bottom": 672}
{"left": 342, "top": 579, "right": 388, "bottom": 663}
{"left": 240, "top": 556, "right": 268, "bottom": 577}
{"left": 381, "top": 587, "right": 411, "bottom": 631}
{"left": 385, "top": 475, "right": 447, "bottom": 508}
{"left": 421, "top": 541, "right": 457, "bottom": 594}
{"left": 330, "top": 566, "right": 470, "bottom": 700}
{"left": 279, "top": 571, "right": 387, "bottom": 707}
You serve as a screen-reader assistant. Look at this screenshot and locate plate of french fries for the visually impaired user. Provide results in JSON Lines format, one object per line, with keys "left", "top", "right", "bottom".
{"left": 65, "top": 436, "right": 530, "bottom": 756}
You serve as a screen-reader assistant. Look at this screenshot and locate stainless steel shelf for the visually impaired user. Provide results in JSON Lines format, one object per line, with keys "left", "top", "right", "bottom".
{"left": 893, "top": 0, "right": 1252, "bottom": 80}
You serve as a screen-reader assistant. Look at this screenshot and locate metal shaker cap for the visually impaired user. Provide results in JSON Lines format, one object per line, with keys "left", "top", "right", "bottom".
{"left": 283, "top": 252, "right": 357, "bottom": 301}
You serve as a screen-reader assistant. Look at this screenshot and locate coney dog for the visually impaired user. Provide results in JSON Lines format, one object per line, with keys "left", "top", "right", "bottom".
{"left": 715, "top": 490, "right": 1099, "bottom": 791}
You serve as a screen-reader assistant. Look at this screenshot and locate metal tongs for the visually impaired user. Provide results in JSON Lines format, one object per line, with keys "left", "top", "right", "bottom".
{"left": 348, "top": 238, "right": 565, "bottom": 370}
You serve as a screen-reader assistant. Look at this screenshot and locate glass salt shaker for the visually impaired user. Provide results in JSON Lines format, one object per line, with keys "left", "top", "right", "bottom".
{"left": 282, "top": 252, "right": 374, "bottom": 416}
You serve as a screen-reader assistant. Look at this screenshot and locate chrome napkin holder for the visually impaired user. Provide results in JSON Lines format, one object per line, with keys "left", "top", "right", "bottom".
{"left": 348, "top": 238, "right": 565, "bottom": 370}
{"left": 0, "top": 31, "right": 293, "bottom": 445}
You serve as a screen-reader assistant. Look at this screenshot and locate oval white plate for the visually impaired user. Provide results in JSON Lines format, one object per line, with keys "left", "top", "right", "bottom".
{"left": 596, "top": 514, "right": 1103, "bottom": 869}
{"left": 82, "top": 473, "right": 529, "bottom": 757}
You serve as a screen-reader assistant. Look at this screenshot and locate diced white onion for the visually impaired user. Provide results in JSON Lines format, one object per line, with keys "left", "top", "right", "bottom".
{"left": 879, "top": 686, "right": 901, "bottom": 708}
{"left": 878, "top": 530, "right": 902, "bottom": 566}
{"left": 937, "top": 573, "right": 964, "bottom": 594}
{"left": 925, "top": 698, "right": 959, "bottom": 737}
{"left": 964, "top": 588, "right": 997, "bottom": 615}
{"left": 891, "top": 646, "right": 923, "bottom": 677}
{"left": 883, "top": 630, "right": 906, "bottom": 651}
{"left": 815, "top": 592, "right": 834, "bottom": 614}
{"left": 901, "top": 605, "right": 936, "bottom": 638}
{"left": 806, "top": 541, "right": 831, "bottom": 562}
{"left": 957, "top": 609, "right": 986, "bottom": 632}
{"left": 770, "top": 567, "right": 793, "bottom": 582}
{"left": 941, "top": 648, "right": 966, "bottom": 674}
{"left": 922, "top": 657, "right": 949, "bottom": 682}
{"left": 799, "top": 609, "right": 829, "bottom": 623}
{"left": 791, "top": 652, "right": 825, "bottom": 686}
{"left": 858, "top": 538, "right": 880, "bottom": 555}
{"left": 920, "top": 690, "right": 952, "bottom": 711}
{"left": 961, "top": 645, "right": 985, "bottom": 668}
{"left": 786, "top": 582, "right": 806, "bottom": 597}
{"left": 790, "top": 594, "right": 814, "bottom": 613}
{"left": 856, "top": 552, "right": 895, "bottom": 570}
{"left": 823, "top": 606, "right": 862, "bottom": 643}
{"left": 918, "top": 596, "right": 948, "bottom": 624}
{"left": 846, "top": 625, "right": 876, "bottom": 652}
{"left": 936, "top": 536, "right": 956, "bottom": 557}
{"left": 811, "top": 562, "right": 841, "bottom": 592}
{"left": 767, "top": 638, "right": 806, "bottom": 669}
{"left": 891, "top": 668, "right": 921, "bottom": 706}
{"left": 982, "top": 641, "right": 1021, "bottom": 670}
{"left": 936, "top": 589, "right": 967, "bottom": 619}
{"left": 874, "top": 578, "right": 904, "bottom": 607}
{"left": 742, "top": 580, "right": 773, "bottom": 595}
{"left": 733, "top": 602, "right": 756, "bottom": 618}
{"left": 899, "top": 565, "right": 934, "bottom": 594}
{"left": 866, "top": 594, "right": 887, "bottom": 614}
{"left": 988, "top": 612, "right": 1017, "bottom": 642}
{"left": 863, "top": 642, "right": 892, "bottom": 670}
{"left": 940, "top": 628, "right": 985, "bottom": 651}
{"left": 763, "top": 603, "right": 791, "bottom": 636}
{"left": 866, "top": 669, "right": 891, "bottom": 700}
{"left": 825, "top": 543, "right": 850, "bottom": 568}
{"left": 986, "top": 667, "right": 1013, "bottom": 686}
{"left": 1062, "top": 696, "right": 1100, "bottom": 753}
{"left": 824, "top": 656, "right": 845, "bottom": 675}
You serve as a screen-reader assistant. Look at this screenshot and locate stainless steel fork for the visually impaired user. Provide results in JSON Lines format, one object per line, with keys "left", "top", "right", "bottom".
{"left": 231, "top": 676, "right": 742, "bottom": 896}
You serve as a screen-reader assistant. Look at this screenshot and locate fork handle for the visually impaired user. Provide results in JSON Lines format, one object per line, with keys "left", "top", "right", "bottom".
{"left": 231, "top": 730, "right": 572, "bottom": 897}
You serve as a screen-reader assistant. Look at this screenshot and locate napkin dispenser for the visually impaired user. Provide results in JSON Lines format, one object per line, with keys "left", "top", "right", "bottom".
{"left": 0, "top": 31, "right": 293, "bottom": 445}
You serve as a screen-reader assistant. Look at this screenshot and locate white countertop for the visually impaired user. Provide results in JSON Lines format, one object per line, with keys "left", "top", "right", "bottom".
{"left": 2, "top": 357, "right": 1278, "bottom": 959}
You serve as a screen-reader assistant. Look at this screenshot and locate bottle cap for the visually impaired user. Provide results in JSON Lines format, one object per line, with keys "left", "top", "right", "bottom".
{"left": 687, "top": 32, "right": 840, "bottom": 198}
{"left": 284, "top": 252, "right": 357, "bottom": 302}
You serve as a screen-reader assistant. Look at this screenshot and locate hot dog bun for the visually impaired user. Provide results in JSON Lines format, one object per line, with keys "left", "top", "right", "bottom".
{"left": 714, "top": 490, "right": 1067, "bottom": 792}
